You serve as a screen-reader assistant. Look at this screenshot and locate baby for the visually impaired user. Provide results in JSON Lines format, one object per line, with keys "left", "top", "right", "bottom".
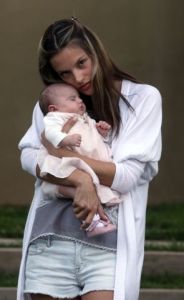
{"left": 38, "top": 83, "right": 121, "bottom": 236}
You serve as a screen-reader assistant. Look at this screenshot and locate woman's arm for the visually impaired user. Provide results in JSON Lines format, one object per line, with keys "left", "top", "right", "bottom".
{"left": 40, "top": 142, "right": 145, "bottom": 193}
{"left": 42, "top": 136, "right": 116, "bottom": 187}
{"left": 36, "top": 165, "right": 107, "bottom": 227}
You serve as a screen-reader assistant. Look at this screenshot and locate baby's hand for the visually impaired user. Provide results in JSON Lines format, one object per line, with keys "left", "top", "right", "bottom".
{"left": 61, "top": 134, "right": 82, "bottom": 147}
{"left": 96, "top": 121, "right": 111, "bottom": 138}
{"left": 71, "top": 134, "right": 82, "bottom": 147}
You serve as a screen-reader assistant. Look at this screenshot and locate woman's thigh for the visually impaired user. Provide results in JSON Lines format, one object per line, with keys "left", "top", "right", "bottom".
{"left": 31, "top": 295, "right": 81, "bottom": 300}
{"left": 30, "top": 291, "right": 113, "bottom": 300}
{"left": 82, "top": 291, "right": 113, "bottom": 300}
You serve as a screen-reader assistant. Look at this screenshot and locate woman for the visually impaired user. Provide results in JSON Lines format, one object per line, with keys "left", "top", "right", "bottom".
{"left": 17, "top": 18, "right": 162, "bottom": 300}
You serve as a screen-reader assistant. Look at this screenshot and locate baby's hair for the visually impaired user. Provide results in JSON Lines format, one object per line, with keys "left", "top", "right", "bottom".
{"left": 39, "top": 83, "right": 69, "bottom": 115}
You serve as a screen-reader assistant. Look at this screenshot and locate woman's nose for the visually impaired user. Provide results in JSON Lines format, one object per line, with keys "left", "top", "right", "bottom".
{"left": 73, "top": 69, "right": 83, "bottom": 84}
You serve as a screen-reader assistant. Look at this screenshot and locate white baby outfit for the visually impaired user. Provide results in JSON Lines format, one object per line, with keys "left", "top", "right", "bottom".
{"left": 38, "top": 111, "right": 121, "bottom": 205}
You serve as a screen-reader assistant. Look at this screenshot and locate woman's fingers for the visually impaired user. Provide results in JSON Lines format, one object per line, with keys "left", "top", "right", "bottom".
{"left": 80, "top": 212, "right": 96, "bottom": 229}
{"left": 73, "top": 201, "right": 98, "bottom": 228}
{"left": 72, "top": 173, "right": 99, "bottom": 228}
{"left": 80, "top": 204, "right": 108, "bottom": 229}
{"left": 76, "top": 210, "right": 89, "bottom": 221}
{"left": 73, "top": 204, "right": 90, "bottom": 219}
{"left": 73, "top": 200, "right": 107, "bottom": 228}
{"left": 62, "top": 116, "right": 78, "bottom": 133}
{"left": 97, "top": 204, "right": 108, "bottom": 222}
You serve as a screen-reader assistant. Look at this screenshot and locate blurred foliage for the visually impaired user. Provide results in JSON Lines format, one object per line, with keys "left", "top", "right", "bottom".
{"left": 0, "top": 272, "right": 18, "bottom": 287}
{"left": 146, "top": 204, "right": 184, "bottom": 241}
{"left": 141, "top": 273, "right": 184, "bottom": 288}
{"left": 0, "top": 206, "right": 28, "bottom": 238}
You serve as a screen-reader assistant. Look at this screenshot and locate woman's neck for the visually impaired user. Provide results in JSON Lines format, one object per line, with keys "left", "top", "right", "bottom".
{"left": 114, "top": 80, "right": 123, "bottom": 93}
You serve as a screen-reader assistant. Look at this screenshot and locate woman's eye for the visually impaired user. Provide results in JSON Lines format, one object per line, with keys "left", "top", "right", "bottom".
{"left": 79, "top": 58, "right": 87, "bottom": 66}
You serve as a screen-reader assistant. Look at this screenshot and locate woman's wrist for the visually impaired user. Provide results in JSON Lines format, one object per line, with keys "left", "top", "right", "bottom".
{"left": 36, "top": 165, "right": 92, "bottom": 189}
{"left": 71, "top": 169, "right": 93, "bottom": 188}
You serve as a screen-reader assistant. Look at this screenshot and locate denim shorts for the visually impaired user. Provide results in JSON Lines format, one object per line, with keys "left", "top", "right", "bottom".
{"left": 24, "top": 237, "right": 116, "bottom": 298}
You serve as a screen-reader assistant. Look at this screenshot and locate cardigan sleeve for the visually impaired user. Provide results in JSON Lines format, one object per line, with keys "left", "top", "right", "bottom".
{"left": 111, "top": 85, "right": 162, "bottom": 194}
{"left": 18, "top": 102, "right": 44, "bottom": 177}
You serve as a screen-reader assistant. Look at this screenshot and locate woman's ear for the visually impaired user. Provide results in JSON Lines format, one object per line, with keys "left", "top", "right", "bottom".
{"left": 48, "top": 104, "right": 58, "bottom": 112}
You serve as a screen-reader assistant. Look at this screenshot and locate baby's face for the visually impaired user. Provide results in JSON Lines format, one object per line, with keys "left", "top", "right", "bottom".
{"left": 54, "top": 86, "right": 86, "bottom": 115}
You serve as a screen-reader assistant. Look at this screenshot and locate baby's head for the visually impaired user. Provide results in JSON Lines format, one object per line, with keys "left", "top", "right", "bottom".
{"left": 39, "top": 83, "right": 86, "bottom": 116}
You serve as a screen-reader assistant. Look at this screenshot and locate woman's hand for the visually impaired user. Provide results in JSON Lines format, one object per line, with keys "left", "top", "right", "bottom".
{"left": 72, "top": 172, "right": 108, "bottom": 228}
{"left": 62, "top": 116, "right": 78, "bottom": 133}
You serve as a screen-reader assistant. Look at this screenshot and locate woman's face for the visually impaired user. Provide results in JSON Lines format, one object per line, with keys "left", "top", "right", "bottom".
{"left": 50, "top": 44, "right": 94, "bottom": 96}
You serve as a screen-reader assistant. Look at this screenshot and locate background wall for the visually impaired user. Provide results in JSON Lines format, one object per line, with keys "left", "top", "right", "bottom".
{"left": 0, "top": 0, "right": 183, "bottom": 205}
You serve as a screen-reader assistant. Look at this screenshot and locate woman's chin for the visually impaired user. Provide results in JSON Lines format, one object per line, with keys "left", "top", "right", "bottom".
{"left": 79, "top": 83, "right": 93, "bottom": 96}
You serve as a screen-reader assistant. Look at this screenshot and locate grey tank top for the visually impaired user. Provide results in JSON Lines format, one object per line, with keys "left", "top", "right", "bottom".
{"left": 30, "top": 198, "right": 117, "bottom": 251}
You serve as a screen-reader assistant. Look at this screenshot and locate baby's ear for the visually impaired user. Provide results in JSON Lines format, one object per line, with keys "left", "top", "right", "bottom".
{"left": 48, "top": 104, "right": 58, "bottom": 112}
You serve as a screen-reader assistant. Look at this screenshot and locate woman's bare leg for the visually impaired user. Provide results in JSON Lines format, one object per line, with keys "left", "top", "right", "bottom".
{"left": 31, "top": 294, "right": 52, "bottom": 300}
{"left": 82, "top": 291, "right": 113, "bottom": 300}
{"left": 31, "top": 294, "right": 81, "bottom": 300}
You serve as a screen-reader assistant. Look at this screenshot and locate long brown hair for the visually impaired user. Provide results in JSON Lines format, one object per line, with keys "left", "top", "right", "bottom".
{"left": 38, "top": 18, "right": 138, "bottom": 135}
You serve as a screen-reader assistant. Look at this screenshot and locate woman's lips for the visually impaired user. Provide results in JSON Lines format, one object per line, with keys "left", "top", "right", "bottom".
{"left": 79, "top": 82, "right": 91, "bottom": 92}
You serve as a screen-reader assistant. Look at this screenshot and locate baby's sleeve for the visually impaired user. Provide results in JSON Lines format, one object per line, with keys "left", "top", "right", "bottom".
{"left": 44, "top": 114, "right": 67, "bottom": 148}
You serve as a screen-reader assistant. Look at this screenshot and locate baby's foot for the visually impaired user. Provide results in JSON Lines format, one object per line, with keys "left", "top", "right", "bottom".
{"left": 86, "top": 218, "right": 116, "bottom": 237}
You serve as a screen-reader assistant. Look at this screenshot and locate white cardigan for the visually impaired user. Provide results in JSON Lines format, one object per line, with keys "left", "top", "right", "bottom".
{"left": 17, "top": 80, "right": 162, "bottom": 300}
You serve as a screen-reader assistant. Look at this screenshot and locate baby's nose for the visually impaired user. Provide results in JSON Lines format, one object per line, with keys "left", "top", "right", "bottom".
{"left": 77, "top": 97, "right": 83, "bottom": 103}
